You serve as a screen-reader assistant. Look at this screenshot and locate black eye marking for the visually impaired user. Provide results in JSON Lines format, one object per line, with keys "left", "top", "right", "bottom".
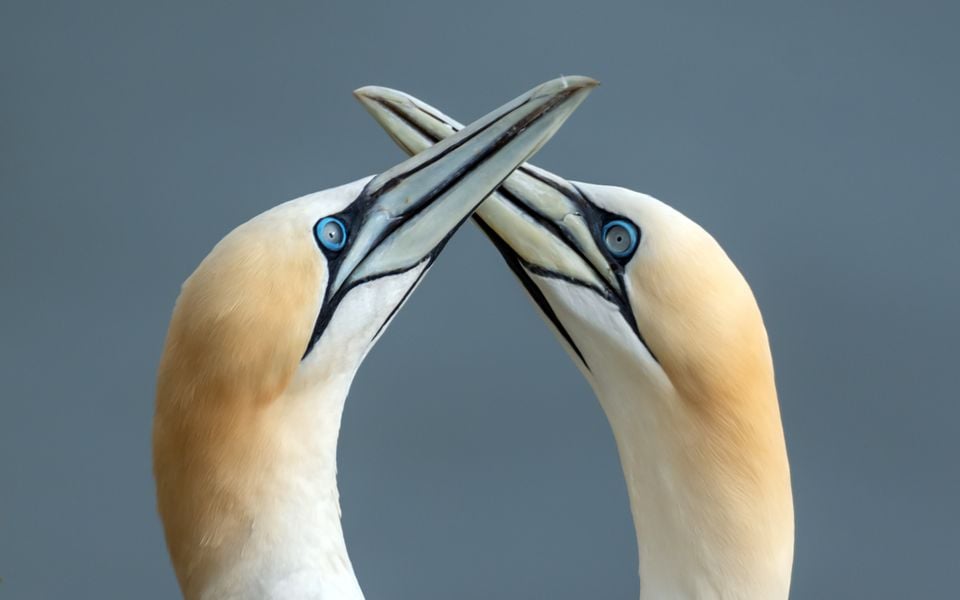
{"left": 570, "top": 184, "right": 657, "bottom": 364}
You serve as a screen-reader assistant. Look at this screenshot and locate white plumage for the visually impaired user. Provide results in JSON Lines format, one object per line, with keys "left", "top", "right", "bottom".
{"left": 152, "top": 77, "right": 595, "bottom": 599}
{"left": 359, "top": 87, "right": 795, "bottom": 599}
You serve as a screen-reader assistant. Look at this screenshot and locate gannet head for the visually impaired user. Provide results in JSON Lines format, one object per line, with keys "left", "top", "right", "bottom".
{"left": 357, "top": 87, "right": 794, "bottom": 598}
{"left": 475, "top": 179, "right": 796, "bottom": 598}
{"left": 152, "top": 76, "right": 596, "bottom": 598}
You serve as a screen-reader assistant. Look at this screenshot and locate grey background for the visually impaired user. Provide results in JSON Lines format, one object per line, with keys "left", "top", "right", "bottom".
{"left": 1, "top": 1, "right": 957, "bottom": 598}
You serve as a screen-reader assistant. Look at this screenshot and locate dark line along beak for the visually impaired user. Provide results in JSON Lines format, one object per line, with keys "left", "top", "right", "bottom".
{"left": 304, "top": 76, "right": 597, "bottom": 356}
{"left": 354, "top": 84, "right": 657, "bottom": 367}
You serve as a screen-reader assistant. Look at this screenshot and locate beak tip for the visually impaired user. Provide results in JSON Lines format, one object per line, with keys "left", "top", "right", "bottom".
{"left": 528, "top": 75, "right": 599, "bottom": 104}
{"left": 567, "top": 75, "right": 600, "bottom": 89}
{"left": 353, "top": 85, "right": 379, "bottom": 104}
{"left": 355, "top": 77, "right": 598, "bottom": 120}
{"left": 354, "top": 86, "right": 419, "bottom": 120}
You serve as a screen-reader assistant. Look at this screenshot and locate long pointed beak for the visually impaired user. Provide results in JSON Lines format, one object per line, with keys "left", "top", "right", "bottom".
{"left": 304, "top": 77, "right": 597, "bottom": 356}
{"left": 354, "top": 84, "right": 627, "bottom": 303}
{"left": 336, "top": 76, "right": 597, "bottom": 294}
{"left": 354, "top": 84, "right": 652, "bottom": 368}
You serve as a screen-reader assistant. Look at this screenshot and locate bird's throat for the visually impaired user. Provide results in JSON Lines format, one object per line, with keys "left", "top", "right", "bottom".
{"left": 156, "top": 372, "right": 365, "bottom": 600}
{"left": 589, "top": 360, "right": 794, "bottom": 600}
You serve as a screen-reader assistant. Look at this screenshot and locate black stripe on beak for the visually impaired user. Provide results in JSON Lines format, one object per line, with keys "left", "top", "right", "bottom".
{"left": 474, "top": 215, "right": 591, "bottom": 371}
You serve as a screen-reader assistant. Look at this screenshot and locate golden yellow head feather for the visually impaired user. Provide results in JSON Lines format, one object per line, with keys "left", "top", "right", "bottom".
{"left": 150, "top": 75, "right": 598, "bottom": 598}
{"left": 153, "top": 199, "right": 324, "bottom": 591}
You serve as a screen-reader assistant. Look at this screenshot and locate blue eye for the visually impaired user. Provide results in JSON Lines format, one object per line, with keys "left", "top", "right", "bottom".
{"left": 602, "top": 220, "right": 638, "bottom": 257}
{"left": 315, "top": 217, "right": 347, "bottom": 251}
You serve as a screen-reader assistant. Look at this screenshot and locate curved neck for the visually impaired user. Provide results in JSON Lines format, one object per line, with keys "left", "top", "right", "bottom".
{"left": 586, "top": 356, "right": 794, "bottom": 600}
{"left": 156, "top": 371, "right": 365, "bottom": 600}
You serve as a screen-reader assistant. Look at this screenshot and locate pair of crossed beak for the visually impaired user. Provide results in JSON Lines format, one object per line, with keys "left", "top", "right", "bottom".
{"left": 157, "top": 76, "right": 795, "bottom": 599}
{"left": 166, "top": 74, "right": 707, "bottom": 413}
{"left": 285, "top": 75, "right": 663, "bottom": 374}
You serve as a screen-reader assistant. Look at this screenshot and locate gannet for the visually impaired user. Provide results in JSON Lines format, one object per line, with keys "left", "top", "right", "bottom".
{"left": 357, "top": 87, "right": 794, "bottom": 599}
{"left": 152, "top": 76, "right": 596, "bottom": 600}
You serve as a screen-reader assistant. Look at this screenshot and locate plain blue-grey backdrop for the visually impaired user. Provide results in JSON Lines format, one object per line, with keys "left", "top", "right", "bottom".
{"left": 2, "top": 1, "right": 958, "bottom": 597}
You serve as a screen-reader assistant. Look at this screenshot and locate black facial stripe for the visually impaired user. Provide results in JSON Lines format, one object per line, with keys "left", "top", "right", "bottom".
{"left": 492, "top": 184, "right": 659, "bottom": 365}
{"left": 376, "top": 100, "right": 626, "bottom": 309}
{"left": 377, "top": 102, "right": 625, "bottom": 304}
{"left": 522, "top": 263, "right": 611, "bottom": 300}
{"left": 569, "top": 187, "right": 658, "bottom": 364}
{"left": 304, "top": 197, "right": 483, "bottom": 358}
{"left": 346, "top": 87, "right": 580, "bottom": 283}
{"left": 524, "top": 261, "right": 658, "bottom": 363}
{"left": 569, "top": 183, "right": 642, "bottom": 263}
{"left": 370, "top": 258, "right": 431, "bottom": 344}
{"left": 304, "top": 89, "right": 580, "bottom": 358}
{"left": 366, "top": 96, "right": 659, "bottom": 365}
{"left": 496, "top": 185, "right": 614, "bottom": 301}
{"left": 515, "top": 169, "right": 642, "bottom": 269}
{"left": 338, "top": 102, "right": 510, "bottom": 285}
{"left": 474, "top": 215, "right": 591, "bottom": 371}
{"left": 303, "top": 256, "right": 431, "bottom": 358}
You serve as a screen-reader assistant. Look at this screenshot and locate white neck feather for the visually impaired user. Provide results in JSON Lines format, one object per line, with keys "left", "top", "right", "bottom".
{"left": 594, "top": 364, "right": 790, "bottom": 600}
{"left": 188, "top": 264, "right": 431, "bottom": 599}
{"left": 198, "top": 372, "right": 364, "bottom": 600}
{"left": 154, "top": 213, "right": 432, "bottom": 599}
{"left": 540, "top": 277, "right": 793, "bottom": 600}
